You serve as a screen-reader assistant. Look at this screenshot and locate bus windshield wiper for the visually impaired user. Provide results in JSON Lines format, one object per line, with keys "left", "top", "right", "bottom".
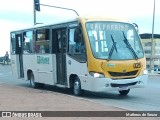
{"left": 108, "top": 35, "right": 117, "bottom": 61}
{"left": 122, "top": 32, "right": 138, "bottom": 60}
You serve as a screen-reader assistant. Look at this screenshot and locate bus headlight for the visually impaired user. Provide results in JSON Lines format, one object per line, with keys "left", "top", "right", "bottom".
{"left": 89, "top": 72, "right": 105, "bottom": 78}
{"left": 143, "top": 69, "right": 148, "bottom": 75}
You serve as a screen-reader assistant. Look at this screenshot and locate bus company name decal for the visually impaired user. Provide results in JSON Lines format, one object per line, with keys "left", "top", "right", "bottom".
{"left": 37, "top": 56, "right": 49, "bottom": 64}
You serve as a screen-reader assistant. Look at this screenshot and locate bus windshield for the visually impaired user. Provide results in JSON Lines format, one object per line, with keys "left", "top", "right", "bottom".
{"left": 86, "top": 22, "right": 144, "bottom": 60}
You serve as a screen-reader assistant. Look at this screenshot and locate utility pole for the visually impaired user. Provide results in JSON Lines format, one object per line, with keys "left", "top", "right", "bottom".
{"left": 33, "top": 2, "right": 36, "bottom": 25}
{"left": 33, "top": 0, "right": 41, "bottom": 25}
{"left": 33, "top": 0, "right": 79, "bottom": 25}
{"left": 150, "top": 0, "right": 156, "bottom": 72}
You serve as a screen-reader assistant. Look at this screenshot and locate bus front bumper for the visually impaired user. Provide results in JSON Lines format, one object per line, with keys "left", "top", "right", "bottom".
{"left": 86, "top": 74, "right": 148, "bottom": 92}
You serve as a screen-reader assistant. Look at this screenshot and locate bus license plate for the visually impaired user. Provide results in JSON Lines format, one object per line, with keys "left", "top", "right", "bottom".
{"left": 119, "top": 86, "right": 128, "bottom": 91}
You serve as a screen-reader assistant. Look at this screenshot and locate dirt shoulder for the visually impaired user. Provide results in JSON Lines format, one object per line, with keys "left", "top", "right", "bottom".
{"left": 0, "top": 83, "right": 158, "bottom": 120}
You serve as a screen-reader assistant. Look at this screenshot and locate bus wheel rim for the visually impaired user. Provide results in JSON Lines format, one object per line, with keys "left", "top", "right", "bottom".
{"left": 74, "top": 81, "right": 80, "bottom": 95}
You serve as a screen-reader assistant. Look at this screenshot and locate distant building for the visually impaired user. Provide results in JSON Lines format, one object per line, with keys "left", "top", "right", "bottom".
{"left": 140, "top": 33, "right": 160, "bottom": 70}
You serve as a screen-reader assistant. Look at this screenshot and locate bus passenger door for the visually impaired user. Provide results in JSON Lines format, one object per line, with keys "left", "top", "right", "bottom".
{"left": 52, "top": 28, "right": 67, "bottom": 85}
{"left": 15, "top": 34, "right": 24, "bottom": 78}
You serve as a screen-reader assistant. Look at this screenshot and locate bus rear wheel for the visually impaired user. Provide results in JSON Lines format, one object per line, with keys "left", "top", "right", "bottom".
{"left": 73, "top": 77, "right": 83, "bottom": 96}
{"left": 119, "top": 89, "right": 130, "bottom": 95}
{"left": 29, "top": 73, "right": 44, "bottom": 88}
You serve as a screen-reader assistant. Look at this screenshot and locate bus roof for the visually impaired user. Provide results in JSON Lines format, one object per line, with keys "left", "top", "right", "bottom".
{"left": 78, "top": 16, "right": 128, "bottom": 22}
{"left": 11, "top": 16, "right": 129, "bottom": 32}
{"left": 10, "top": 18, "right": 77, "bottom": 32}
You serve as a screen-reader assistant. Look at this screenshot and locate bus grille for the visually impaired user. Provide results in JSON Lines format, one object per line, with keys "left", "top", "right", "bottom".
{"left": 108, "top": 70, "right": 138, "bottom": 77}
{"left": 110, "top": 82, "right": 137, "bottom": 87}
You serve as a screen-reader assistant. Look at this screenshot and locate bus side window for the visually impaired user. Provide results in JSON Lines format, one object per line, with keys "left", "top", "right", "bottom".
{"left": 23, "top": 31, "right": 34, "bottom": 54}
{"left": 11, "top": 33, "right": 16, "bottom": 54}
{"left": 35, "top": 29, "right": 50, "bottom": 54}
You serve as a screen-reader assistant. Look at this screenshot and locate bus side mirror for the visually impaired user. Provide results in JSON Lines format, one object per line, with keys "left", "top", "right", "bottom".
{"left": 133, "top": 23, "right": 139, "bottom": 33}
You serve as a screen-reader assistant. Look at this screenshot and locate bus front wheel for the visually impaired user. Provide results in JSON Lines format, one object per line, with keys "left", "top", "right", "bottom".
{"left": 119, "top": 89, "right": 130, "bottom": 95}
{"left": 73, "top": 77, "right": 83, "bottom": 96}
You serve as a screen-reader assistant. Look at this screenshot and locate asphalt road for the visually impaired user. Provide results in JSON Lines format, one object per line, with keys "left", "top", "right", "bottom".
{"left": 82, "top": 75, "right": 160, "bottom": 111}
{"left": 0, "top": 65, "right": 160, "bottom": 111}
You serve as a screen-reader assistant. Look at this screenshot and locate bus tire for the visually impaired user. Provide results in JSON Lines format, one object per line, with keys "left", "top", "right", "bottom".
{"left": 29, "top": 72, "right": 44, "bottom": 88}
{"left": 119, "top": 89, "right": 130, "bottom": 95}
{"left": 30, "top": 72, "right": 37, "bottom": 88}
{"left": 73, "top": 77, "right": 83, "bottom": 96}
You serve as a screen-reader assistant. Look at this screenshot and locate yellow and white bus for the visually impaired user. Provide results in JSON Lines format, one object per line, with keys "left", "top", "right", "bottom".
{"left": 10, "top": 16, "right": 148, "bottom": 96}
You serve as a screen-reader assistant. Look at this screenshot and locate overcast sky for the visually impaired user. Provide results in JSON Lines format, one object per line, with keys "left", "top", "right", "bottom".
{"left": 0, "top": 0, "right": 159, "bottom": 56}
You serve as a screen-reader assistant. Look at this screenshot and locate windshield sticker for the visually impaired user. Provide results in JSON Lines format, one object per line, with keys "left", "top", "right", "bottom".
{"left": 37, "top": 56, "right": 49, "bottom": 64}
{"left": 107, "top": 63, "right": 115, "bottom": 67}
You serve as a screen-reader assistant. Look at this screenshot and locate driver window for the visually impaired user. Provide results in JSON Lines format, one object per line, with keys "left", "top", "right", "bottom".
{"left": 69, "top": 27, "right": 85, "bottom": 54}
{"left": 68, "top": 27, "right": 86, "bottom": 62}
{"left": 74, "top": 28, "right": 85, "bottom": 53}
